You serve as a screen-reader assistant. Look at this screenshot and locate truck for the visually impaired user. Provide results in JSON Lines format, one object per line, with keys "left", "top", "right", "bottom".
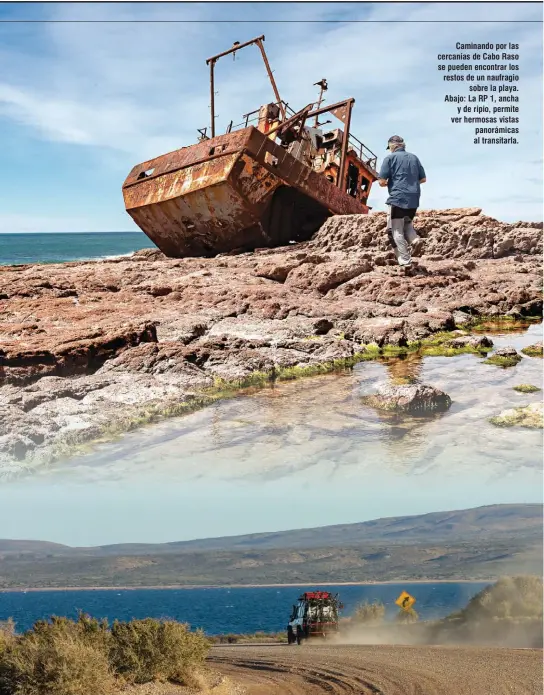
{"left": 287, "top": 590, "right": 343, "bottom": 644}
{"left": 122, "top": 35, "right": 379, "bottom": 258}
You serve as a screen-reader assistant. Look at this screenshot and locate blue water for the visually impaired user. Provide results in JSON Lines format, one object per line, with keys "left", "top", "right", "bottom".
{"left": 0, "top": 232, "right": 155, "bottom": 265}
{"left": 0, "top": 583, "right": 488, "bottom": 635}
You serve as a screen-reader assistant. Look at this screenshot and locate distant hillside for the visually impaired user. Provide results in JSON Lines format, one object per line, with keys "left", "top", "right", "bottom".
{"left": 0, "top": 539, "right": 541, "bottom": 590}
{"left": 0, "top": 505, "right": 541, "bottom": 589}
{"left": 0, "top": 504, "right": 541, "bottom": 589}
{"left": 0, "top": 504, "right": 541, "bottom": 558}
{"left": 0, "top": 540, "right": 69, "bottom": 555}
{"left": 155, "top": 504, "right": 544, "bottom": 553}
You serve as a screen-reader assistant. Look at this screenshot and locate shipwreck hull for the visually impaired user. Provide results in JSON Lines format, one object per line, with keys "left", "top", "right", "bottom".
{"left": 123, "top": 127, "right": 370, "bottom": 257}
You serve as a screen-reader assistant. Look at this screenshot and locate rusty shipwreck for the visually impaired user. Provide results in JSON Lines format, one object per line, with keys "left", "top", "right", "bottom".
{"left": 122, "top": 35, "right": 379, "bottom": 258}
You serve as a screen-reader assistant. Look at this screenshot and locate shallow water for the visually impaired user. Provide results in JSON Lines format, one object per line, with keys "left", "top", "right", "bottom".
{"left": 0, "top": 324, "right": 541, "bottom": 545}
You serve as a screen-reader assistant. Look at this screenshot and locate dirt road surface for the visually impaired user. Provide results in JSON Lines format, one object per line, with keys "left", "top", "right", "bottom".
{"left": 210, "top": 643, "right": 543, "bottom": 694}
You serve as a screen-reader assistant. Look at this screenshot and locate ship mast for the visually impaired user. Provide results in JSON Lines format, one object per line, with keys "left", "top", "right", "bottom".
{"left": 206, "top": 35, "right": 286, "bottom": 138}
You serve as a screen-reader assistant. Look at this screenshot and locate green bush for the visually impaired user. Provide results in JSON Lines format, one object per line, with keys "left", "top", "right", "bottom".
{"left": 109, "top": 618, "right": 209, "bottom": 686}
{"left": 352, "top": 600, "right": 386, "bottom": 625}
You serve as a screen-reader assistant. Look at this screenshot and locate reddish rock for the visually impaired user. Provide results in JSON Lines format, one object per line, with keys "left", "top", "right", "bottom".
{"left": 362, "top": 382, "right": 452, "bottom": 413}
{"left": 445, "top": 335, "right": 493, "bottom": 350}
{"left": 253, "top": 260, "right": 300, "bottom": 283}
{"left": 285, "top": 259, "right": 372, "bottom": 294}
{"left": 1, "top": 322, "right": 157, "bottom": 385}
{"left": 494, "top": 346, "right": 521, "bottom": 358}
{"left": 0, "top": 208, "right": 541, "bottom": 467}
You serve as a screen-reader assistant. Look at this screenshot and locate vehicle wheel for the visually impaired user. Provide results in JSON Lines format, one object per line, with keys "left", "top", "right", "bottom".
{"left": 287, "top": 627, "right": 294, "bottom": 645}
{"left": 296, "top": 626, "right": 303, "bottom": 645}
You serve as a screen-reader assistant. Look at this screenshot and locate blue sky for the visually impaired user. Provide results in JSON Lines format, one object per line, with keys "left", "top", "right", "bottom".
{"left": 0, "top": 2, "right": 542, "bottom": 232}
{"left": 0, "top": 2, "right": 542, "bottom": 233}
{"left": 0, "top": 466, "right": 541, "bottom": 546}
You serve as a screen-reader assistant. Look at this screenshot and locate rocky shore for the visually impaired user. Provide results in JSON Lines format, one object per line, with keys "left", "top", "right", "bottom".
{"left": 1, "top": 208, "right": 542, "bottom": 469}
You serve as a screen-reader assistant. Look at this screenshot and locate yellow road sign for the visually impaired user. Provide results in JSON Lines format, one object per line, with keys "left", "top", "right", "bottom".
{"left": 395, "top": 591, "right": 416, "bottom": 611}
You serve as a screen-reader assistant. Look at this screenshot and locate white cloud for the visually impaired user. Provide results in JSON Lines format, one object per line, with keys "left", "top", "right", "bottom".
{"left": 0, "top": 2, "right": 541, "bottom": 230}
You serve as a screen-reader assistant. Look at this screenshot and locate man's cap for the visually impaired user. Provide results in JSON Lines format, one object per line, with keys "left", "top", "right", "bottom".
{"left": 386, "top": 135, "right": 404, "bottom": 150}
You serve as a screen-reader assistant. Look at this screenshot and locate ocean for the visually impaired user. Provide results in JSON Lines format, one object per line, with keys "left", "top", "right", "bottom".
{"left": 0, "top": 232, "right": 154, "bottom": 266}
{"left": 0, "top": 583, "right": 489, "bottom": 635}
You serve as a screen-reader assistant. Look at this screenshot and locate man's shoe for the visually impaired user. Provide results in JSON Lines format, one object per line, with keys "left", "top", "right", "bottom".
{"left": 411, "top": 237, "right": 424, "bottom": 256}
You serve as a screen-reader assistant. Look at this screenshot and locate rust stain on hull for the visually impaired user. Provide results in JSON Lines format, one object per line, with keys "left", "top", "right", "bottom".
{"left": 123, "top": 127, "right": 374, "bottom": 258}
{"left": 123, "top": 35, "right": 380, "bottom": 257}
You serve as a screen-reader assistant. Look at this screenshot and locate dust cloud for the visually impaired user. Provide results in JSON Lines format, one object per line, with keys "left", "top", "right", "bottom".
{"left": 332, "top": 576, "right": 543, "bottom": 649}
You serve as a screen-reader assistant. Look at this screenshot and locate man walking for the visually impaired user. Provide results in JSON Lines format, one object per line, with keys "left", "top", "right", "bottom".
{"left": 378, "top": 136, "right": 426, "bottom": 268}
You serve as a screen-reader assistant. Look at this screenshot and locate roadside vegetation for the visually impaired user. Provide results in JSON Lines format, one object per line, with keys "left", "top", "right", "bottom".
{"left": 351, "top": 600, "right": 386, "bottom": 625}
{"left": 0, "top": 614, "right": 209, "bottom": 695}
{"left": 441, "top": 575, "right": 543, "bottom": 624}
{"left": 338, "top": 576, "right": 543, "bottom": 649}
{"left": 428, "top": 575, "right": 543, "bottom": 647}
{"left": 395, "top": 608, "right": 419, "bottom": 624}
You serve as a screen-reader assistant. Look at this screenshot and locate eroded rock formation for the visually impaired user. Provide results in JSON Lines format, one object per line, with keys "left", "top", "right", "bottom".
{"left": 0, "top": 208, "right": 542, "bottom": 467}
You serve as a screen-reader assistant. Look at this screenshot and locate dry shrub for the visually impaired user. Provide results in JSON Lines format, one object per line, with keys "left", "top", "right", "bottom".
{"left": 31, "top": 614, "right": 111, "bottom": 652}
{"left": 109, "top": 618, "right": 209, "bottom": 686}
{"left": 431, "top": 576, "right": 543, "bottom": 647}
{"left": 0, "top": 622, "right": 15, "bottom": 660}
{"left": 0, "top": 622, "right": 15, "bottom": 638}
{"left": 395, "top": 608, "right": 419, "bottom": 624}
{"left": 0, "top": 614, "right": 210, "bottom": 694}
{"left": 0, "top": 624, "right": 116, "bottom": 695}
{"left": 352, "top": 600, "right": 386, "bottom": 625}
{"left": 456, "top": 575, "right": 543, "bottom": 621}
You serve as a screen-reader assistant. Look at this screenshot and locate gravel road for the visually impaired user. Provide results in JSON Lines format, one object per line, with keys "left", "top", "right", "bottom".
{"left": 210, "top": 643, "right": 543, "bottom": 694}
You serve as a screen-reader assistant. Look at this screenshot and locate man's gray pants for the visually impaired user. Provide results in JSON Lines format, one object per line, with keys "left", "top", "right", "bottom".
{"left": 386, "top": 206, "right": 421, "bottom": 266}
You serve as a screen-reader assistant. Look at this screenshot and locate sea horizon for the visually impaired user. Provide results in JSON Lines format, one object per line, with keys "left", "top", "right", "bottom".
{"left": 0, "top": 231, "right": 154, "bottom": 265}
{"left": 0, "top": 578, "right": 496, "bottom": 593}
